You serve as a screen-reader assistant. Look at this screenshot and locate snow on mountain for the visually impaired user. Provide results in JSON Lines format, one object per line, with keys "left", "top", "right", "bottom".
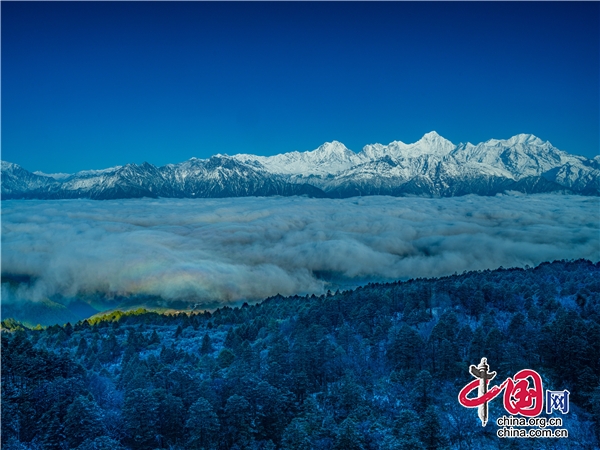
{"left": 449, "top": 134, "right": 583, "bottom": 179}
{"left": 2, "top": 161, "right": 57, "bottom": 195}
{"left": 33, "top": 171, "right": 72, "bottom": 180}
{"left": 447, "top": 134, "right": 599, "bottom": 196}
{"left": 235, "top": 132, "right": 456, "bottom": 176}
{"left": 32, "top": 166, "right": 124, "bottom": 181}
{"left": 359, "top": 131, "right": 456, "bottom": 161}
{"left": 234, "top": 140, "right": 363, "bottom": 176}
{"left": 1, "top": 157, "right": 326, "bottom": 200}
{"left": 73, "top": 166, "right": 123, "bottom": 177}
{"left": 2, "top": 132, "right": 598, "bottom": 200}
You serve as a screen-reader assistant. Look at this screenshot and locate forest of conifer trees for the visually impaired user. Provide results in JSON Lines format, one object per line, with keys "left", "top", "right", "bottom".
{"left": 2, "top": 259, "right": 600, "bottom": 449}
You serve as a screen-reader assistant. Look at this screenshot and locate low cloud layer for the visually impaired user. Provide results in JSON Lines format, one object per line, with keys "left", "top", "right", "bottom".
{"left": 2, "top": 195, "right": 599, "bottom": 308}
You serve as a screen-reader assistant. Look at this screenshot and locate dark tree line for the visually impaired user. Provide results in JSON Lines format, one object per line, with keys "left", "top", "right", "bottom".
{"left": 2, "top": 259, "right": 599, "bottom": 449}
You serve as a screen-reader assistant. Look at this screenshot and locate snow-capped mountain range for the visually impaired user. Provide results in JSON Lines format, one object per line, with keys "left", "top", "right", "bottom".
{"left": 2, "top": 132, "right": 599, "bottom": 200}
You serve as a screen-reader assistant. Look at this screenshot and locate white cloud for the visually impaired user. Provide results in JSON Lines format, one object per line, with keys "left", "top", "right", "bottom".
{"left": 2, "top": 195, "right": 598, "bottom": 307}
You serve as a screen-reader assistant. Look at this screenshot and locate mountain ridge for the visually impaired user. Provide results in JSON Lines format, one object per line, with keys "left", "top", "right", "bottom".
{"left": 3, "top": 132, "right": 599, "bottom": 199}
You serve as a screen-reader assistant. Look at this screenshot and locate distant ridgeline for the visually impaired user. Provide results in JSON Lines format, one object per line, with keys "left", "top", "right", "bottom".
{"left": 2, "top": 259, "right": 600, "bottom": 449}
{"left": 2, "top": 133, "right": 599, "bottom": 199}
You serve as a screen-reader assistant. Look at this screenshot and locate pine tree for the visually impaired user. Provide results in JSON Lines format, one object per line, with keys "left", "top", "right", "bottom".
{"left": 122, "top": 388, "right": 159, "bottom": 449}
{"left": 64, "top": 396, "right": 106, "bottom": 448}
{"left": 153, "top": 389, "right": 185, "bottom": 447}
{"left": 388, "top": 324, "right": 423, "bottom": 371}
{"left": 419, "top": 406, "right": 447, "bottom": 450}
{"left": 149, "top": 329, "right": 161, "bottom": 345}
{"left": 174, "top": 325, "right": 183, "bottom": 339}
{"left": 217, "top": 348, "right": 235, "bottom": 369}
{"left": 484, "top": 326, "right": 503, "bottom": 364}
{"left": 99, "top": 332, "right": 119, "bottom": 363}
{"left": 224, "top": 327, "right": 243, "bottom": 351}
{"left": 223, "top": 395, "right": 254, "bottom": 448}
{"left": 186, "top": 397, "right": 219, "bottom": 450}
{"left": 469, "top": 326, "right": 486, "bottom": 363}
{"left": 334, "top": 418, "right": 364, "bottom": 450}
{"left": 75, "top": 337, "right": 88, "bottom": 358}
{"left": 200, "top": 333, "right": 213, "bottom": 355}
{"left": 77, "top": 436, "right": 126, "bottom": 450}
{"left": 393, "top": 409, "right": 425, "bottom": 450}
{"left": 281, "top": 418, "right": 312, "bottom": 450}
{"left": 41, "top": 409, "right": 66, "bottom": 450}
{"left": 412, "top": 370, "right": 433, "bottom": 413}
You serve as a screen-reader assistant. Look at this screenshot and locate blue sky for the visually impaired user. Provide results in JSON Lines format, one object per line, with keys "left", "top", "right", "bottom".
{"left": 2, "top": 2, "right": 599, "bottom": 173}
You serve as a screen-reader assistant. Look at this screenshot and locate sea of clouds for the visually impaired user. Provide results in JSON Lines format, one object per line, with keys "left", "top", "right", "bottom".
{"left": 2, "top": 195, "right": 599, "bottom": 308}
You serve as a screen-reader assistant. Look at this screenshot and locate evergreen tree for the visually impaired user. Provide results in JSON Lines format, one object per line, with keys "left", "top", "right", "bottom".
{"left": 174, "top": 325, "right": 183, "bottom": 339}
{"left": 217, "top": 348, "right": 235, "bottom": 369}
{"left": 186, "top": 397, "right": 220, "bottom": 450}
{"left": 41, "top": 409, "right": 66, "bottom": 450}
{"left": 75, "top": 337, "right": 88, "bottom": 358}
{"left": 380, "top": 434, "right": 403, "bottom": 450}
{"left": 149, "top": 329, "right": 161, "bottom": 345}
{"left": 153, "top": 389, "right": 185, "bottom": 447}
{"left": 122, "top": 388, "right": 159, "bottom": 449}
{"left": 334, "top": 418, "right": 364, "bottom": 450}
{"left": 76, "top": 436, "right": 126, "bottom": 450}
{"left": 64, "top": 396, "right": 106, "bottom": 449}
{"left": 412, "top": 370, "right": 433, "bottom": 412}
{"left": 484, "top": 326, "right": 503, "bottom": 364}
{"left": 281, "top": 418, "right": 311, "bottom": 450}
{"left": 419, "top": 406, "right": 447, "bottom": 450}
{"left": 223, "top": 394, "right": 254, "bottom": 448}
{"left": 393, "top": 409, "right": 424, "bottom": 450}
{"left": 224, "top": 327, "right": 242, "bottom": 350}
{"left": 200, "top": 333, "right": 213, "bottom": 355}
{"left": 388, "top": 324, "right": 423, "bottom": 371}
{"left": 99, "top": 332, "right": 119, "bottom": 363}
{"left": 468, "top": 326, "right": 486, "bottom": 363}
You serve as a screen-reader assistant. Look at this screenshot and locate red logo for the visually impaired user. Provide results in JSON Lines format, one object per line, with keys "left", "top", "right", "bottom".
{"left": 458, "top": 358, "right": 544, "bottom": 426}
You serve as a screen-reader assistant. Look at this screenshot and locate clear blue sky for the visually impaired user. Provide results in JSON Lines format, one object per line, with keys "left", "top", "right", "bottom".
{"left": 2, "top": 2, "right": 599, "bottom": 173}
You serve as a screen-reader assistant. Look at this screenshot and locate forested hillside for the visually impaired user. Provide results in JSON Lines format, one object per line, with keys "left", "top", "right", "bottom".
{"left": 2, "top": 260, "right": 599, "bottom": 449}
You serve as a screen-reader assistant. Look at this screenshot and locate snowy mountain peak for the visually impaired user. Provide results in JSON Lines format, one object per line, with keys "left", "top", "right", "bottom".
{"left": 233, "top": 140, "right": 361, "bottom": 177}
{"left": 313, "top": 141, "right": 355, "bottom": 157}
{"left": 486, "top": 134, "right": 545, "bottom": 147}
{"left": 3, "top": 133, "right": 598, "bottom": 200}
{"left": 1, "top": 161, "right": 17, "bottom": 171}
{"left": 33, "top": 171, "right": 72, "bottom": 180}
{"left": 421, "top": 130, "right": 441, "bottom": 139}
{"left": 358, "top": 132, "right": 456, "bottom": 160}
{"left": 74, "top": 166, "right": 123, "bottom": 177}
{"left": 414, "top": 131, "right": 455, "bottom": 154}
{"left": 510, "top": 133, "right": 543, "bottom": 144}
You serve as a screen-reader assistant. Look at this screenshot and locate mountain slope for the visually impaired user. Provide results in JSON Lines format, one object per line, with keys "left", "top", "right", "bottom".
{"left": 1, "top": 157, "right": 327, "bottom": 200}
{"left": 2, "top": 132, "right": 598, "bottom": 199}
